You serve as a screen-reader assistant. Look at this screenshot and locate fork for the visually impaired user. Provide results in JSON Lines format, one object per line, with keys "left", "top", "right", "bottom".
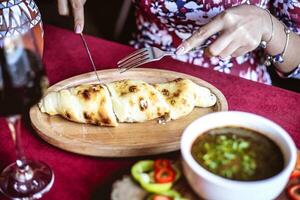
{"left": 117, "top": 45, "right": 209, "bottom": 73}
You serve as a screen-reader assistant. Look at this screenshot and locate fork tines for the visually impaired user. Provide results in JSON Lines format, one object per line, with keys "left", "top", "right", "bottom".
{"left": 117, "top": 48, "right": 151, "bottom": 73}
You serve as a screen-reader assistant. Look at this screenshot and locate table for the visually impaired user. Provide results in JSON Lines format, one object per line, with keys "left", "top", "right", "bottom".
{"left": 0, "top": 25, "right": 299, "bottom": 200}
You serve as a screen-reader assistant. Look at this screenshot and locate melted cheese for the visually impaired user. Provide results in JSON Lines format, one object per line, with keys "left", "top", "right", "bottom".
{"left": 39, "top": 78, "right": 217, "bottom": 126}
{"left": 39, "top": 84, "right": 118, "bottom": 127}
{"left": 153, "top": 78, "right": 216, "bottom": 120}
{"left": 105, "top": 80, "right": 170, "bottom": 122}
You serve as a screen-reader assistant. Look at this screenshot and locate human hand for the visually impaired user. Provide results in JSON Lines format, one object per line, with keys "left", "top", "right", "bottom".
{"left": 176, "top": 5, "right": 272, "bottom": 59}
{"left": 57, "top": 0, "right": 87, "bottom": 34}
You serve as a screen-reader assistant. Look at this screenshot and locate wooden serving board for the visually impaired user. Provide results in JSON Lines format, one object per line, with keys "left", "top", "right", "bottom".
{"left": 29, "top": 68, "right": 228, "bottom": 157}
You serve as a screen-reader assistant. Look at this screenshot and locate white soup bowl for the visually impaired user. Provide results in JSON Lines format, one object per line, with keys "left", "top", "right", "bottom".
{"left": 181, "top": 111, "right": 297, "bottom": 200}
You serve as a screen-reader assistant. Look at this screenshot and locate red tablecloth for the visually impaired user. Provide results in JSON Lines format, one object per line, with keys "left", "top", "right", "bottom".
{"left": 0, "top": 25, "right": 300, "bottom": 200}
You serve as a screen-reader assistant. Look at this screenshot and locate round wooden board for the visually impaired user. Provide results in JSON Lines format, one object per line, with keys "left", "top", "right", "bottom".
{"left": 30, "top": 68, "right": 228, "bottom": 157}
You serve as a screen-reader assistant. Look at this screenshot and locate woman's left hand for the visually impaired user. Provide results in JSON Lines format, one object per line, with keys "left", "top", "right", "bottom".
{"left": 176, "top": 5, "right": 272, "bottom": 59}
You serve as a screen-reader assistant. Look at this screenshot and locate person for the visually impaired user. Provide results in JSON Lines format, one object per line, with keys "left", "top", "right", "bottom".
{"left": 56, "top": 0, "right": 86, "bottom": 33}
{"left": 57, "top": 0, "right": 300, "bottom": 85}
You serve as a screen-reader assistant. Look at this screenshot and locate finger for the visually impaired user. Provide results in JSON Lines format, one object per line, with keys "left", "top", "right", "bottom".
{"left": 176, "top": 16, "right": 224, "bottom": 55}
{"left": 208, "top": 31, "right": 233, "bottom": 57}
{"left": 71, "top": 0, "right": 85, "bottom": 33}
{"left": 231, "top": 46, "right": 250, "bottom": 57}
{"left": 218, "top": 42, "right": 240, "bottom": 59}
{"left": 57, "top": 0, "right": 69, "bottom": 16}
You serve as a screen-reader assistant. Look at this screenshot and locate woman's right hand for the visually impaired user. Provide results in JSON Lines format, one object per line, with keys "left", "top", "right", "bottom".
{"left": 176, "top": 5, "right": 272, "bottom": 59}
{"left": 57, "top": 0, "right": 87, "bottom": 34}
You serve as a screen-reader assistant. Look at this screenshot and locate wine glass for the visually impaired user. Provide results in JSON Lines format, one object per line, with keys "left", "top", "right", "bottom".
{"left": 0, "top": 29, "right": 54, "bottom": 199}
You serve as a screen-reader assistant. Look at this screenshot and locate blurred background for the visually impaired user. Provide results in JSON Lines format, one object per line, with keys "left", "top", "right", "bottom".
{"left": 36, "top": 0, "right": 135, "bottom": 44}
{"left": 36, "top": 0, "right": 299, "bottom": 92}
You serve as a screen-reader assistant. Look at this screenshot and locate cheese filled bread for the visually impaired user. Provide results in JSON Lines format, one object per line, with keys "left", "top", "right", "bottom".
{"left": 105, "top": 80, "right": 170, "bottom": 123}
{"left": 153, "top": 78, "right": 217, "bottom": 120}
{"left": 38, "top": 78, "right": 217, "bottom": 126}
{"left": 38, "top": 84, "right": 118, "bottom": 126}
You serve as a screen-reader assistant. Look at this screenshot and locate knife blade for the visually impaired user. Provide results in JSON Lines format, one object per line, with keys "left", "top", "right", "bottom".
{"left": 79, "top": 33, "right": 101, "bottom": 83}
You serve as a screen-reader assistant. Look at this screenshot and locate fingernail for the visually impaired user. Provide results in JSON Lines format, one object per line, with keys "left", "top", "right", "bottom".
{"left": 176, "top": 46, "right": 185, "bottom": 55}
{"left": 75, "top": 25, "right": 82, "bottom": 34}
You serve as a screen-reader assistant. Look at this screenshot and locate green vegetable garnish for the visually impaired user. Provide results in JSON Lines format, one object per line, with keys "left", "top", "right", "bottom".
{"left": 193, "top": 133, "right": 257, "bottom": 180}
{"left": 191, "top": 127, "right": 284, "bottom": 181}
{"left": 131, "top": 160, "right": 181, "bottom": 193}
{"left": 202, "top": 134, "right": 256, "bottom": 179}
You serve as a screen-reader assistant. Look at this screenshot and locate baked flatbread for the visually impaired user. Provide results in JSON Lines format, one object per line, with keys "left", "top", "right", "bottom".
{"left": 105, "top": 80, "right": 170, "bottom": 123}
{"left": 38, "top": 84, "right": 118, "bottom": 126}
{"left": 38, "top": 78, "right": 217, "bottom": 126}
{"left": 153, "top": 78, "right": 217, "bottom": 120}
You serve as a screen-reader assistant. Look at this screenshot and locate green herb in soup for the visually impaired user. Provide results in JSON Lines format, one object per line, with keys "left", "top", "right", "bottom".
{"left": 191, "top": 127, "right": 284, "bottom": 181}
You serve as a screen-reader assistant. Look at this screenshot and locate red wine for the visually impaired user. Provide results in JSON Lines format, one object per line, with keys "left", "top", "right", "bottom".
{"left": 0, "top": 48, "right": 47, "bottom": 116}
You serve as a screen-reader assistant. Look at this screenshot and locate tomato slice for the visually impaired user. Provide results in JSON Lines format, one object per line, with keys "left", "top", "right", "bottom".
{"left": 153, "top": 195, "right": 172, "bottom": 200}
{"left": 290, "top": 170, "right": 300, "bottom": 180}
{"left": 154, "top": 167, "right": 176, "bottom": 183}
{"left": 154, "top": 159, "right": 172, "bottom": 171}
{"left": 287, "top": 184, "right": 300, "bottom": 200}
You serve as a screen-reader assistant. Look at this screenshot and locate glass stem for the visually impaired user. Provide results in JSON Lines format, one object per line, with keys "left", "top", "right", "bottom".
{"left": 7, "top": 115, "right": 27, "bottom": 170}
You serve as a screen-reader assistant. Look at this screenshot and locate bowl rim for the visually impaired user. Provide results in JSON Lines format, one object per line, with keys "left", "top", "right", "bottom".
{"left": 180, "top": 111, "right": 297, "bottom": 188}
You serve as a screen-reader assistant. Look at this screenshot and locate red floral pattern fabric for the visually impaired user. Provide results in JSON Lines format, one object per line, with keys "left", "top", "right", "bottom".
{"left": 131, "top": 0, "right": 300, "bottom": 84}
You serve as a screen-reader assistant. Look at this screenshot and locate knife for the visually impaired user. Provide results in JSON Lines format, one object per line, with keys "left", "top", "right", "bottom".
{"left": 79, "top": 33, "right": 101, "bottom": 83}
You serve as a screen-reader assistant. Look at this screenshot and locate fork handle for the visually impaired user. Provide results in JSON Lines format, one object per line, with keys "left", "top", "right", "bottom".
{"left": 165, "top": 44, "right": 209, "bottom": 58}
{"left": 164, "top": 52, "right": 175, "bottom": 57}
{"left": 191, "top": 44, "right": 210, "bottom": 52}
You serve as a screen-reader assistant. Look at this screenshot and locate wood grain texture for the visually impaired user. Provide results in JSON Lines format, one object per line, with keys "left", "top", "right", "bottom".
{"left": 29, "top": 68, "right": 228, "bottom": 157}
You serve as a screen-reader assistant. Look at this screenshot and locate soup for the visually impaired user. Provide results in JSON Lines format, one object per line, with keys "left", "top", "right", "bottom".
{"left": 191, "top": 126, "right": 284, "bottom": 181}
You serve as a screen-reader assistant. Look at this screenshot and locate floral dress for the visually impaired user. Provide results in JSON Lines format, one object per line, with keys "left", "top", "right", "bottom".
{"left": 131, "top": 0, "right": 300, "bottom": 84}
